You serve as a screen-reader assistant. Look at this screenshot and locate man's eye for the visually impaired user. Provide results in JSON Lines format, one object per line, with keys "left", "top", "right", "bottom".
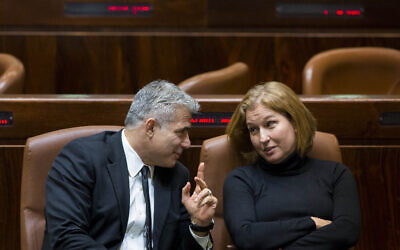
{"left": 176, "top": 128, "right": 189, "bottom": 135}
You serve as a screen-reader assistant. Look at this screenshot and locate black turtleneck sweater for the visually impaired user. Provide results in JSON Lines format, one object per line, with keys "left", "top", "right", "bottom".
{"left": 223, "top": 153, "right": 361, "bottom": 250}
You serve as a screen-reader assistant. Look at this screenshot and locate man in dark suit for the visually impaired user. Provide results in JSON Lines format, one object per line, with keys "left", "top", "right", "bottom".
{"left": 42, "top": 80, "right": 217, "bottom": 250}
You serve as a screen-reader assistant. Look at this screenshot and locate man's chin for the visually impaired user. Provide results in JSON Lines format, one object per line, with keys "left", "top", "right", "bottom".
{"left": 158, "top": 160, "right": 177, "bottom": 168}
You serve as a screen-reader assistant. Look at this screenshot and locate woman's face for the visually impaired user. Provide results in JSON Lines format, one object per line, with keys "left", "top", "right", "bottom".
{"left": 246, "top": 104, "right": 297, "bottom": 164}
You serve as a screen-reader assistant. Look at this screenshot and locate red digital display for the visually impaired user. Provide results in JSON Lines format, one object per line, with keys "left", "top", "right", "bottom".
{"left": 0, "top": 112, "right": 13, "bottom": 126}
{"left": 190, "top": 112, "right": 232, "bottom": 127}
{"left": 346, "top": 10, "right": 361, "bottom": 16}
{"left": 324, "top": 9, "right": 361, "bottom": 16}
{"left": 276, "top": 3, "right": 364, "bottom": 18}
{"left": 65, "top": 3, "right": 153, "bottom": 17}
{"left": 107, "top": 5, "right": 151, "bottom": 15}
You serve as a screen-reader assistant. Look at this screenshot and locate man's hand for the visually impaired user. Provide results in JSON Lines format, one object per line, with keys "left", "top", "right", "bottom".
{"left": 182, "top": 162, "right": 218, "bottom": 233}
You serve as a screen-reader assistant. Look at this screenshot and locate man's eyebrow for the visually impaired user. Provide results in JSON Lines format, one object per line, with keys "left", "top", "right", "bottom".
{"left": 176, "top": 126, "right": 190, "bottom": 132}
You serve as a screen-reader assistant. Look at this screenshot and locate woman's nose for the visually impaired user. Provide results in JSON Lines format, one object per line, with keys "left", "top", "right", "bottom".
{"left": 260, "top": 129, "right": 271, "bottom": 143}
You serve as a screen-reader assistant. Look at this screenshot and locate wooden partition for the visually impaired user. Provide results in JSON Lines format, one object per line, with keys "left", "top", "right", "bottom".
{"left": 1, "top": 32, "right": 400, "bottom": 95}
{"left": 1, "top": 95, "right": 400, "bottom": 249}
{"left": 2, "top": 0, "right": 400, "bottom": 97}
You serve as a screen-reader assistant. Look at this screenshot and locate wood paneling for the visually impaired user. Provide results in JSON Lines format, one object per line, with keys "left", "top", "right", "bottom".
{"left": 342, "top": 147, "right": 400, "bottom": 250}
{"left": 0, "top": 146, "right": 23, "bottom": 250}
{"left": 1, "top": 95, "right": 400, "bottom": 143}
{"left": 1, "top": 32, "right": 400, "bottom": 94}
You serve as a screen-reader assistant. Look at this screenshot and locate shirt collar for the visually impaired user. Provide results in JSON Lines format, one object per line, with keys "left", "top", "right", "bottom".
{"left": 121, "top": 129, "right": 154, "bottom": 179}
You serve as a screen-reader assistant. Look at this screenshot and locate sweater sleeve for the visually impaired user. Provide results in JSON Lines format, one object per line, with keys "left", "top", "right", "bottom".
{"left": 223, "top": 169, "right": 316, "bottom": 250}
{"left": 285, "top": 164, "right": 361, "bottom": 249}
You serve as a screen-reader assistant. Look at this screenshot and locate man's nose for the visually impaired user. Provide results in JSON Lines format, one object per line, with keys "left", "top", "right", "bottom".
{"left": 181, "top": 133, "right": 191, "bottom": 149}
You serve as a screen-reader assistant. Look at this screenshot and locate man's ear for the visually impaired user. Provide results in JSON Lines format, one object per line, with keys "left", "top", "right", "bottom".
{"left": 145, "top": 118, "right": 156, "bottom": 138}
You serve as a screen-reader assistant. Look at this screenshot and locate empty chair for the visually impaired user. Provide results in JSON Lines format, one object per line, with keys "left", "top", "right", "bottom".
{"left": 178, "top": 62, "right": 250, "bottom": 94}
{"left": 20, "top": 125, "right": 122, "bottom": 250}
{"left": 200, "top": 131, "right": 342, "bottom": 250}
{"left": 302, "top": 47, "right": 400, "bottom": 95}
{"left": 0, "top": 53, "right": 25, "bottom": 93}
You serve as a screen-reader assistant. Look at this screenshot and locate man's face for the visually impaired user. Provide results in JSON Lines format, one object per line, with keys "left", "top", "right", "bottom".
{"left": 149, "top": 106, "right": 192, "bottom": 167}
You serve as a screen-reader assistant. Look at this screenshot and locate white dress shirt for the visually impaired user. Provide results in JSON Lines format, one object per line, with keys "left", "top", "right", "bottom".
{"left": 120, "top": 130, "right": 211, "bottom": 250}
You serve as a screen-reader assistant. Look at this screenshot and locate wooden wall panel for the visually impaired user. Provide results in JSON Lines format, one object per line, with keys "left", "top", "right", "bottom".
{"left": 0, "top": 146, "right": 23, "bottom": 250}
{"left": 1, "top": 32, "right": 400, "bottom": 95}
{"left": 2, "top": 95, "right": 400, "bottom": 143}
{"left": 342, "top": 147, "right": 400, "bottom": 250}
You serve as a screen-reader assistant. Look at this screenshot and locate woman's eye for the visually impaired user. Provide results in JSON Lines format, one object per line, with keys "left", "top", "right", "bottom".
{"left": 248, "top": 127, "right": 256, "bottom": 133}
{"left": 266, "top": 121, "right": 276, "bottom": 127}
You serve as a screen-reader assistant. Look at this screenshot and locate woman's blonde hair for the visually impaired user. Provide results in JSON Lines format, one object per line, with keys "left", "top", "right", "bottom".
{"left": 226, "top": 81, "right": 316, "bottom": 163}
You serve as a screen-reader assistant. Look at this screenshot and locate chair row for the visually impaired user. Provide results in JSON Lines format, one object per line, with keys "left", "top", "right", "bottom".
{"left": 2, "top": 46, "right": 400, "bottom": 95}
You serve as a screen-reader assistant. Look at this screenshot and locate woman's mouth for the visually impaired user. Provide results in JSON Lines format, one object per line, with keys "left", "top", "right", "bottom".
{"left": 263, "top": 146, "right": 276, "bottom": 153}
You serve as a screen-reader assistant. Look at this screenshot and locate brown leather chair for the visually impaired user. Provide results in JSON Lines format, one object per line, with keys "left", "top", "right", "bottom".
{"left": 302, "top": 47, "right": 400, "bottom": 95}
{"left": 0, "top": 53, "right": 25, "bottom": 93}
{"left": 178, "top": 62, "right": 250, "bottom": 94}
{"left": 200, "top": 131, "right": 342, "bottom": 250}
{"left": 20, "top": 125, "right": 122, "bottom": 250}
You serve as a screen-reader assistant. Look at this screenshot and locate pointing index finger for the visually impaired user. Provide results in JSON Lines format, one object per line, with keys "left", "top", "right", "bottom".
{"left": 196, "top": 162, "right": 205, "bottom": 180}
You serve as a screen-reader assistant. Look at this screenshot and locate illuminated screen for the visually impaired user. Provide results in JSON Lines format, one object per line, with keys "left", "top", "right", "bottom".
{"left": 0, "top": 112, "right": 13, "bottom": 126}
{"left": 379, "top": 112, "right": 400, "bottom": 126}
{"left": 64, "top": 2, "right": 153, "bottom": 16}
{"left": 191, "top": 112, "right": 232, "bottom": 127}
{"left": 276, "top": 3, "right": 364, "bottom": 18}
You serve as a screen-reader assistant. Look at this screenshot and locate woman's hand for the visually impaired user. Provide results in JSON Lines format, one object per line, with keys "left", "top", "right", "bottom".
{"left": 311, "top": 216, "right": 332, "bottom": 229}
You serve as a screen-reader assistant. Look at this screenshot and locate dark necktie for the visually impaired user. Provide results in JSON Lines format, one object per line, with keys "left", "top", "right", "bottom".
{"left": 141, "top": 166, "right": 152, "bottom": 250}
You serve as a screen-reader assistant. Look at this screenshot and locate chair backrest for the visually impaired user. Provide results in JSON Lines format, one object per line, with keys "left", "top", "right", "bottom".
{"left": 20, "top": 125, "right": 123, "bottom": 250}
{"left": 178, "top": 62, "right": 250, "bottom": 94}
{"left": 302, "top": 47, "right": 400, "bottom": 95}
{"left": 0, "top": 53, "right": 25, "bottom": 94}
{"left": 200, "top": 131, "right": 342, "bottom": 250}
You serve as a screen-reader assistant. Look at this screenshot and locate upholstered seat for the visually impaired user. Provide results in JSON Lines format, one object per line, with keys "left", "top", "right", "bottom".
{"left": 200, "top": 131, "right": 342, "bottom": 250}
{"left": 178, "top": 62, "right": 250, "bottom": 94}
{"left": 302, "top": 47, "right": 400, "bottom": 95}
{"left": 0, "top": 53, "right": 25, "bottom": 93}
{"left": 20, "top": 126, "right": 122, "bottom": 250}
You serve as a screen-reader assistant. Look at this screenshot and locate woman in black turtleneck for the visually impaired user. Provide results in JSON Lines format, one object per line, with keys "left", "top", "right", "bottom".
{"left": 223, "top": 81, "right": 361, "bottom": 250}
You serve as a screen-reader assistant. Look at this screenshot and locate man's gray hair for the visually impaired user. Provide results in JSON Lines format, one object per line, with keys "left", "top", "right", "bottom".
{"left": 125, "top": 80, "right": 200, "bottom": 129}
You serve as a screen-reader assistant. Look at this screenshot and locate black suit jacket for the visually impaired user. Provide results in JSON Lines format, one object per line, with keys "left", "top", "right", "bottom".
{"left": 42, "top": 130, "right": 204, "bottom": 250}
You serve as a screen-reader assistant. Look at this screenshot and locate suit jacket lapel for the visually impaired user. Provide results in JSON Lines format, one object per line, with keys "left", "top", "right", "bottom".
{"left": 153, "top": 167, "right": 171, "bottom": 249}
{"left": 106, "top": 130, "right": 130, "bottom": 236}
